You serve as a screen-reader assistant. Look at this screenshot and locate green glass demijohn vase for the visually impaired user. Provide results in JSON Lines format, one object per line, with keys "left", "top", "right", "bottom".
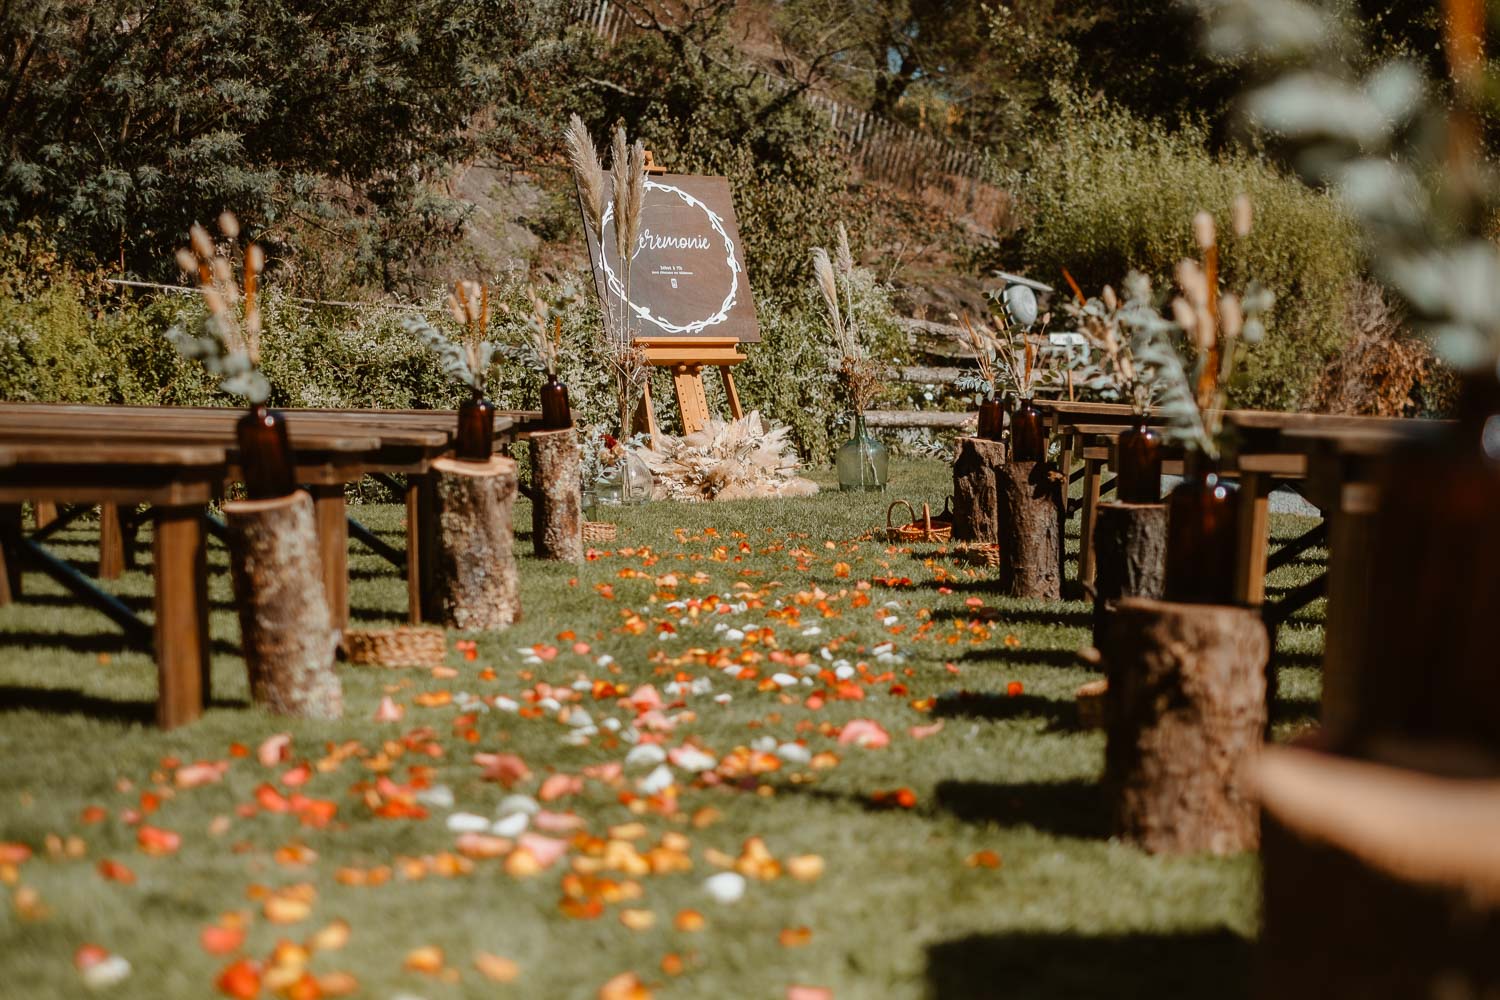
{"left": 837, "top": 414, "right": 889, "bottom": 492}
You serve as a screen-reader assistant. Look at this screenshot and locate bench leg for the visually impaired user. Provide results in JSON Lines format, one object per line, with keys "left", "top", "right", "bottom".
{"left": 1234, "top": 472, "right": 1272, "bottom": 606}
{"left": 153, "top": 505, "right": 209, "bottom": 729}
{"left": 0, "top": 504, "right": 21, "bottom": 604}
{"left": 310, "top": 485, "right": 349, "bottom": 634}
{"left": 408, "top": 475, "right": 440, "bottom": 623}
{"left": 99, "top": 503, "right": 126, "bottom": 580}
{"left": 1322, "top": 505, "right": 1375, "bottom": 740}
{"left": 32, "top": 500, "right": 58, "bottom": 531}
{"left": 1078, "top": 457, "right": 1104, "bottom": 587}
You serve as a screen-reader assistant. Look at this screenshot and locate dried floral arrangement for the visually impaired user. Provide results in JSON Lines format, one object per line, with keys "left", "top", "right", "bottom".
{"left": 1062, "top": 272, "right": 1165, "bottom": 414}
{"left": 812, "top": 224, "right": 883, "bottom": 415}
{"left": 566, "top": 114, "right": 649, "bottom": 435}
{"left": 165, "top": 212, "right": 270, "bottom": 403}
{"left": 638, "top": 411, "right": 818, "bottom": 502}
{"left": 984, "top": 285, "right": 1063, "bottom": 399}
{"left": 953, "top": 314, "right": 1002, "bottom": 399}
{"left": 1132, "top": 200, "right": 1274, "bottom": 458}
{"left": 401, "top": 281, "right": 500, "bottom": 394}
{"left": 1197, "top": 0, "right": 1500, "bottom": 370}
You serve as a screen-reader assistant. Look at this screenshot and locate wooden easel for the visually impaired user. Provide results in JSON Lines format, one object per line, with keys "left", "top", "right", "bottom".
{"left": 628, "top": 151, "right": 749, "bottom": 444}
{"left": 633, "top": 336, "right": 746, "bottom": 444}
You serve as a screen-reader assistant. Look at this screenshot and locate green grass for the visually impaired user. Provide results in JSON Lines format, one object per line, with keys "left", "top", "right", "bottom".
{"left": 0, "top": 461, "right": 1325, "bottom": 999}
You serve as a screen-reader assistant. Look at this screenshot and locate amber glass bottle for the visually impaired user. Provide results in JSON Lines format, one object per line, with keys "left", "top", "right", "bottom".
{"left": 1010, "top": 396, "right": 1046, "bottom": 462}
{"left": 1163, "top": 452, "right": 1238, "bottom": 604}
{"left": 976, "top": 394, "right": 1004, "bottom": 441}
{"left": 540, "top": 374, "right": 572, "bottom": 429}
{"left": 1115, "top": 416, "right": 1163, "bottom": 503}
{"left": 236, "top": 404, "right": 297, "bottom": 500}
{"left": 1345, "top": 371, "right": 1500, "bottom": 754}
{"left": 455, "top": 394, "right": 496, "bottom": 461}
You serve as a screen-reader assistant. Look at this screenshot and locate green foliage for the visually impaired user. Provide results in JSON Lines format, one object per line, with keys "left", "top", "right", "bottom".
{"left": 0, "top": 0, "right": 570, "bottom": 290}
{"left": 1009, "top": 94, "right": 1361, "bottom": 409}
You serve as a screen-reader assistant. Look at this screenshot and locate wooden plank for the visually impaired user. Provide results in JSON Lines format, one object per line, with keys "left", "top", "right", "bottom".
{"left": 1078, "top": 457, "right": 1104, "bottom": 587}
{"left": 153, "top": 504, "right": 209, "bottom": 729}
{"left": 720, "top": 367, "right": 744, "bottom": 420}
{"left": 99, "top": 503, "right": 125, "bottom": 579}
{"left": 33, "top": 500, "right": 57, "bottom": 530}
{"left": 1233, "top": 471, "right": 1272, "bottom": 606}
{"left": 862, "top": 410, "right": 977, "bottom": 429}
{"left": 405, "top": 478, "right": 424, "bottom": 624}
{"left": 1322, "top": 505, "right": 1378, "bottom": 739}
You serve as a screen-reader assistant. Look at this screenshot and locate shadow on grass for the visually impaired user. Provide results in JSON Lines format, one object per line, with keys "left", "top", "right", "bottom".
{"left": 926, "top": 605, "right": 1094, "bottom": 630}
{"left": 955, "top": 646, "right": 1090, "bottom": 669}
{"left": 0, "top": 629, "right": 241, "bottom": 657}
{"left": 934, "top": 690, "right": 1078, "bottom": 731}
{"left": 932, "top": 779, "right": 1107, "bottom": 838}
{"left": 0, "top": 685, "right": 248, "bottom": 725}
{"left": 925, "top": 928, "right": 1252, "bottom": 1000}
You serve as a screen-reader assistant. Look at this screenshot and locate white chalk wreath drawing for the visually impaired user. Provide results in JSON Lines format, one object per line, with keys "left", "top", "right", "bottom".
{"left": 598, "top": 178, "right": 740, "bottom": 335}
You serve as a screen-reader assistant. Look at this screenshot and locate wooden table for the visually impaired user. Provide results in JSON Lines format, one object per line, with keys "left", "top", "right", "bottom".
{"left": 0, "top": 404, "right": 547, "bottom": 727}
{"left": 0, "top": 440, "right": 227, "bottom": 727}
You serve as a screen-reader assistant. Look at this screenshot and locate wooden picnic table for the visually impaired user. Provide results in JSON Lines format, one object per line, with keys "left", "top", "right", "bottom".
{"left": 0, "top": 403, "right": 547, "bottom": 727}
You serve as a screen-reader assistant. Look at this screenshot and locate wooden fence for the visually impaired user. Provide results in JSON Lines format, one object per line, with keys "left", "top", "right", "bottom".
{"left": 569, "top": 1, "right": 1010, "bottom": 231}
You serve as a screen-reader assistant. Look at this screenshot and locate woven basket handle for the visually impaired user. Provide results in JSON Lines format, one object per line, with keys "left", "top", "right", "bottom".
{"left": 921, "top": 503, "right": 932, "bottom": 533}
{"left": 886, "top": 499, "right": 915, "bottom": 529}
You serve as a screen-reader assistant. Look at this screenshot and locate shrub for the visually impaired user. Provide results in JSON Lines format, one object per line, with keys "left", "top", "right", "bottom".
{"left": 1009, "top": 92, "right": 1361, "bottom": 409}
{"left": 1308, "top": 279, "right": 1457, "bottom": 418}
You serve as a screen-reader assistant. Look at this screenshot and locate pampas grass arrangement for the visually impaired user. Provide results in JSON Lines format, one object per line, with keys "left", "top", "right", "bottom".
{"left": 812, "top": 223, "right": 883, "bottom": 415}
{"left": 639, "top": 411, "right": 818, "bottom": 502}
{"left": 401, "top": 280, "right": 500, "bottom": 394}
{"left": 567, "top": 114, "right": 649, "bottom": 436}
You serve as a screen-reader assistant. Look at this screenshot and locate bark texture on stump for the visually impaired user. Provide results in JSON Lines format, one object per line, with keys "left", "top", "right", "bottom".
{"left": 1091, "top": 501, "right": 1168, "bottom": 647}
{"left": 996, "top": 459, "right": 1061, "bottom": 599}
{"left": 1102, "top": 596, "right": 1267, "bottom": 854}
{"left": 1255, "top": 746, "right": 1500, "bottom": 999}
{"left": 432, "top": 456, "right": 521, "bottom": 631}
{"left": 224, "top": 491, "right": 342, "bottom": 719}
{"left": 951, "top": 436, "right": 1006, "bottom": 544}
{"left": 528, "top": 428, "right": 584, "bottom": 563}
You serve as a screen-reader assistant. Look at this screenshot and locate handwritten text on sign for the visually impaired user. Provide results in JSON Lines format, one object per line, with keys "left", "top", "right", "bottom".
{"left": 583, "top": 174, "right": 760, "bottom": 343}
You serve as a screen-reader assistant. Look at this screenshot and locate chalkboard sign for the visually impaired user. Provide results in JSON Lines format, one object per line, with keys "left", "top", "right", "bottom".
{"left": 582, "top": 173, "right": 760, "bottom": 343}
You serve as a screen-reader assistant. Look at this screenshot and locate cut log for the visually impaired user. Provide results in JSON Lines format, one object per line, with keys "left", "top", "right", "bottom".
{"left": 1255, "top": 745, "right": 1500, "bottom": 998}
{"left": 951, "top": 436, "right": 1006, "bottom": 544}
{"left": 1091, "top": 501, "right": 1168, "bottom": 646}
{"left": 528, "top": 427, "right": 584, "bottom": 563}
{"left": 224, "top": 491, "right": 341, "bottom": 720}
{"left": 996, "top": 459, "right": 1062, "bottom": 599}
{"left": 431, "top": 455, "right": 521, "bottom": 631}
{"left": 1102, "top": 596, "right": 1268, "bottom": 854}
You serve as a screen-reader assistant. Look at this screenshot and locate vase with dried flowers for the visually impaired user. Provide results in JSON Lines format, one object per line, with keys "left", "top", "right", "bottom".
{"left": 1134, "top": 198, "right": 1274, "bottom": 605}
{"left": 565, "top": 115, "right": 653, "bottom": 502}
{"left": 987, "top": 283, "right": 1062, "bottom": 462}
{"left": 166, "top": 213, "right": 295, "bottom": 500}
{"left": 954, "top": 315, "right": 1005, "bottom": 441}
{"left": 512, "top": 289, "right": 571, "bottom": 429}
{"left": 813, "top": 225, "right": 888, "bottom": 491}
{"left": 1064, "top": 273, "right": 1164, "bottom": 501}
{"left": 402, "top": 281, "right": 501, "bottom": 462}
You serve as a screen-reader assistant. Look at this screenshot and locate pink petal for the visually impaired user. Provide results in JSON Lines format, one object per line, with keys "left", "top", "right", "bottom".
{"left": 533, "top": 810, "right": 585, "bottom": 833}
{"left": 474, "top": 753, "right": 532, "bottom": 787}
{"left": 788, "top": 988, "right": 833, "bottom": 1000}
{"left": 258, "top": 733, "right": 292, "bottom": 768}
{"left": 175, "top": 762, "right": 227, "bottom": 789}
{"left": 629, "top": 684, "right": 663, "bottom": 712}
{"left": 518, "top": 833, "right": 567, "bottom": 868}
{"left": 837, "top": 719, "right": 890, "bottom": 749}
{"left": 908, "top": 721, "right": 945, "bottom": 740}
{"left": 583, "top": 762, "right": 623, "bottom": 783}
{"left": 538, "top": 773, "right": 583, "bottom": 802}
{"left": 373, "top": 697, "right": 404, "bottom": 723}
{"left": 635, "top": 710, "right": 675, "bottom": 732}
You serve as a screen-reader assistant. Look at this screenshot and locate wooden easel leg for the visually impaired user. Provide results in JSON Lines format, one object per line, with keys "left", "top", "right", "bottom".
{"left": 720, "top": 366, "right": 744, "bottom": 420}
{"left": 1234, "top": 471, "right": 1272, "bottom": 606}
{"left": 673, "top": 365, "right": 711, "bottom": 436}
{"left": 635, "top": 380, "right": 661, "bottom": 448}
{"left": 153, "top": 505, "right": 209, "bottom": 728}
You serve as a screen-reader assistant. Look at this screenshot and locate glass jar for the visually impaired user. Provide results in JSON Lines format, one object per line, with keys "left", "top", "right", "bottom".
{"left": 1163, "top": 452, "right": 1239, "bottom": 604}
{"left": 1116, "top": 415, "right": 1163, "bottom": 503}
{"left": 236, "top": 403, "right": 297, "bottom": 500}
{"left": 976, "top": 394, "right": 1004, "bottom": 441}
{"left": 1010, "top": 396, "right": 1047, "bottom": 462}
{"left": 1344, "top": 370, "right": 1500, "bottom": 754}
{"left": 540, "top": 373, "right": 572, "bottom": 430}
{"left": 597, "top": 449, "right": 653, "bottom": 505}
{"left": 836, "top": 414, "right": 889, "bottom": 492}
{"left": 455, "top": 394, "right": 496, "bottom": 462}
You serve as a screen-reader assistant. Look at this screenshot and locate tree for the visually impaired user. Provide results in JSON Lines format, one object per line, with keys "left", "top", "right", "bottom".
{"left": 0, "top": 0, "right": 571, "bottom": 290}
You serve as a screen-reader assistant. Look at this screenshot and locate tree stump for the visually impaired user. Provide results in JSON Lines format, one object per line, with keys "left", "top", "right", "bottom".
{"left": 1255, "top": 745, "right": 1500, "bottom": 999}
{"left": 224, "top": 491, "right": 342, "bottom": 719}
{"left": 1091, "top": 501, "right": 1168, "bottom": 647}
{"left": 996, "top": 459, "right": 1061, "bottom": 599}
{"left": 528, "top": 427, "right": 584, "bottom": 563}
{"left": 951, "top": 436, "right": 1006, "bottom": 544}
{"left": 432, "top": 455, "right": 521, "bottom": 631}
{"left": 1102, "top": 596, "right": 1268, "bottom": 854}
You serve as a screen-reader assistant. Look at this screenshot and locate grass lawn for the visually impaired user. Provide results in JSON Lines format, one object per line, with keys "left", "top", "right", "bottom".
{"left": 0, "top": 459, "right": 1326, "bottom": 999}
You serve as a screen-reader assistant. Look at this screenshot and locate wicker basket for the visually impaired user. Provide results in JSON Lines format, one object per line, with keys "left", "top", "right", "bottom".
{"left": 960, "top": 542, "right": 1001, "bottom": 568}
{"left": 583, "top": 521, "right": 618, "bottom": 544}
{"left": 342, "top": 626, "right": 447, "bottom": 668}
{"left": 885, "top": 499, "right": 953, "bottom": 543}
